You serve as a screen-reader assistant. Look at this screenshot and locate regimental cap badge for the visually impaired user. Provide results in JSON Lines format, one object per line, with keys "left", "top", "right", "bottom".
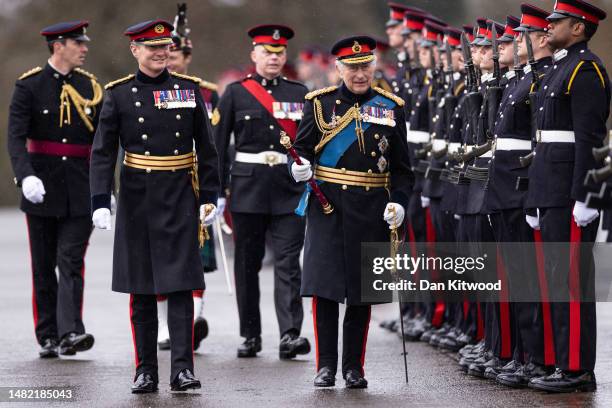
{"left": 352, "top": 41, "right": 362, "bottom": 53}
{"left": 154, "top": 24, "right": 165, "bottom": 33}
{"left": 272, "top": 29, "right": 280, "bottom": 40}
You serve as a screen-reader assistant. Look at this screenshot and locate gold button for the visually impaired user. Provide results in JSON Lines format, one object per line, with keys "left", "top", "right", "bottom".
{"left": 175, "top": 132, "right": 180, "bottom": 138}
{"left": 336, "top": 116, "right": 341, "bottom": 121}
{"left": 174, "top": 150, "right": 179, "bottom": 155}
{"left": 365, "top": 186, "right": 370, "bottom": 191}
{"left": 144, "top": 151, "right": 150, "bottom": 156}
{"left": 374, "top": 134, "right": 380, "bottom": 140}
{"left": 141, "top": 134, "right": 148, "bottom": 140}
{"left": 342, "top": 185, "right": 347, "bottom": 190}
{"left": 367, "top": 169, "right": 373, "bottom": 174}
{"left": 371, "top": 151, "right": 376, "bottom": 157}
{"left": 336, "top": 100, "right": 341, "bottom": 105}
{"left": 145, "top": 168, "right": 151, "bottom": 173}
{"left": 135, "top": 101, "right": 141, "bottom": 107}
{"left": 341, "top": 168, "right": 346, "bottom": 173}
{"left": 62, "top": 138, "right": 67, "bottom": 143}
{"left": 176, "top": 114, "right": 181, "bottom": 120}
{"left": 138, "top": 117, "right": 144, "bottom": 123}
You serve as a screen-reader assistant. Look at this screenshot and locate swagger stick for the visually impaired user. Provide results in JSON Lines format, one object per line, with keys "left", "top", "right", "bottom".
{"left": 389, "top": 207, "right": 409, "bottom": 384}
{"left": 280, "top": 131, "right": 333, "bottom": 215}
{"left": 214, "top": 217, "right": 233, "bottom": 295}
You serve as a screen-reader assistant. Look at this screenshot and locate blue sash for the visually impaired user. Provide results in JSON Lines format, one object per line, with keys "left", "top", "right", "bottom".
{"left": 295, "top": 94, "right": 396, "bottom": 216}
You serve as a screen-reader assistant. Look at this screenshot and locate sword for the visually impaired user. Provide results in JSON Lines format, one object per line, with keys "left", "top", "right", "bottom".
{"left": 214, "top": 217, "right": 233, "bottom": 295}
{"left": 512, "top": 36, "right": 521, "bottom": 77}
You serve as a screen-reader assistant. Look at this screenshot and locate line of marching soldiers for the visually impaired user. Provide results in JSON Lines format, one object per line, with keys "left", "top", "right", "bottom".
{"left": 379, "top": 0, "right": 610, "bottom": 394}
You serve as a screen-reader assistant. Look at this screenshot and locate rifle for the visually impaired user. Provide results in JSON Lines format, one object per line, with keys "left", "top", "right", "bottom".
{"left": 512, "top": 36, "right": 522, "bottom": 77}
{"left": 173, "top": 3, "right": 190, "bottom": 40}
{"left": 518, "top": 33, "right": 541, "bottom": 168}
{"left": 457, "top": 32, "right": 483, "bottom": 162}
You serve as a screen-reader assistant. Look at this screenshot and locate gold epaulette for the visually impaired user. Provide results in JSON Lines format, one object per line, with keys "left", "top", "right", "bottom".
{"left": 171, "top": 71, "right": 202, "bottom": 84}
{"left": 305, "top": 86, "right": 338, "bottom": 101}
{"left": 199, "top": 80, "right": 218, "bottom": 92}
{"left": 104, "top": 74, "right": 135, "bottom": 90}
{"left": 19, "top": 67, "right": 42, "bottom": 80}
{"left": 373, "top": 87, "right": 404, "bottom": 106}
{"left": 74, "top": 67, "right": 98, "bottom": 81}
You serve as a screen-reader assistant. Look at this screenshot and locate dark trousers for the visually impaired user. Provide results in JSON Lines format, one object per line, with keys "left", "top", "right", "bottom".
{"left": 312, "top": 296, "right": 371, "bottom": 376}
{"left": 25, "top": 214, "right": 92, "bottom": 345}
{"left": 232, "top": 212, "right": 305, "bottom": 338}
{"left": 130, "top": 291, "right": 194, "bottom": 382}
{"left": 540, "top": 206, "right": 598, "bottom": 372}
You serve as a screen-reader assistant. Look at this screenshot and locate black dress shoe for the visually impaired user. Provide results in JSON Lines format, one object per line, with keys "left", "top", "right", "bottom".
{"left": 483, "top": 358, "right": 510, "bottom": 380}
{"left": 39, "top": 338, "right": 59, "bottom": 358}
{"left": 237, "top": 336, "right": 262, "bottom": 358}
{"left": 131, "top": 373, "right": 158, "bottom": 394}
{"left": 497, "top": 362, "right": 552, "bottom": 388}
{"left": 158, "top": 338, "right": 171, "bottom": 350}
{"left": 59, "top": 333, "right": 94, "bottom": 355}
{"left": 314, "top": 367, "right": 336, "bottom": 387}
{"left": 344, "top": 369, "right": 368, "bottom": 389}
{"left": 529, "top": 368, "right": 596, "bottom": 393}
{"left": 193, "top": 317, "right": 209, "bottom": 351}
{"left": 170, "top": 369, "right": 201, "bottom": 391}
{"left": 279, "top": 333, "right": 311, "bottom": 359}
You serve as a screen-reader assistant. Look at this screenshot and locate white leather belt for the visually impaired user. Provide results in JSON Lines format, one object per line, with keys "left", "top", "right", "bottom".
{"left": 480, "top": 150, "right": 493, "bottom": 158}
{"left": 495, "top": 138, "right": 532, "bottom": 151}
{"left": 406, "top": 130, "right": 430, "bottom": 144}
{"left": 448, "top": 142, "right": 461, "bottom": 154}
{"left": 235, "top": 151, "right": 287, "bottom": 166}
{"left": 537, "top": 130, "right": 575, "bottom": 143}
{"left": 432, "top": 139, "right": 447, "bottom": 152}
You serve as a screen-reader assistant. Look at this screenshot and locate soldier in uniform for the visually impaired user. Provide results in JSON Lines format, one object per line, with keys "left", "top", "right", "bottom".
{"left": 7, "top": 21, "right": 101, "bottom": 358}
{"left": 89, "top": 19, "right": 220, "bottom": 393}
{"left": 156, "top": 2, "right": 220, "bottom": 353}
{"left": 524, "top": 0, "right": 609, "bottom": 393}
{"left": 213, "top": 24, "right": 311, "bottom": 359}
{"left": 290, "top": 36, "right": 413, "bottom": 388}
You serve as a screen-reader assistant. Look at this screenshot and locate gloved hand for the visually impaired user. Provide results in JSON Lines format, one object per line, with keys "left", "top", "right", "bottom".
{"left": 21, "top": 175, "right": 45, "bottom": 204}
{"left": 573, "top": 200, "right": 599, "bottom": 227}
{"left": 421, "top": 195, "right": 430, "bottom": 208}
{"left": 110, "top": 194, "right": 117, "bottom": 215}
{"left": 383, "top": 202, "right": 405, "bottom": 229}
{"left": 92, "top": 208, "right": 112, "bottom": 230}
{"left": 216, "top": 197, "right": 226, "bottom": 216}
{"left": 200, "top": 204, "right": 217, "bottom": 226}
{"left": 525, "top": 209, "right": 540, "bottom": 230}
{"left": 291, "top": 157, "right": 312, "bottom": 182}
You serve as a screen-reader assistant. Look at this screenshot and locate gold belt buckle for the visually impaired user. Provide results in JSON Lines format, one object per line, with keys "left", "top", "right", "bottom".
{"left": 265, "top": 153, "right": 279, "bottom": 166}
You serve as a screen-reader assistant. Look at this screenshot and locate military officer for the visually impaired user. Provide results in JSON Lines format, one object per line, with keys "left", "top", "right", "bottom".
{"left": 213, "top": 24, "right": 311, "bottom": 360}
{"left": 89, "top": 19, "right": 220, "bottom": 393}
{"left": 290, "top": 36, "right": 413, "bottom": 388}
{"left": 7, "top": 21, "right": 101, "bottom": 359}
{"left": 524, "top": 0, "right": 609, "bottom": 393}
{"left": 156, "top": 2, "right": 220, "bottom": 353}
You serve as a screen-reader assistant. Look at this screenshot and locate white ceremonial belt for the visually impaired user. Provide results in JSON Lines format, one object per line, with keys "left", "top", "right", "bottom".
{"left": 448, "top": 142, "right": 461, "bottom": 154}
{"left": 406, "top": 130, "right": 430, "bottom": 143}
{"left": 235, "top": 151, "right": 287, "bottom": 166}
{"left": 432, "top": 139, "right": 448, "bottom": 152}
{"left": 537, "top": 130, "right": 575, "bottom": 143}
{"left": 480, "top": 150, "right": 493, "bottom": 158}
{"left": 495, "top": 138, "right": 532, "bottom": 151}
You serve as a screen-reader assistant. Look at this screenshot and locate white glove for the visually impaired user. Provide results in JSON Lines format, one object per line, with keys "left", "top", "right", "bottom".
{"left": 383, "top": 202, "right": 405, "bottom": 229}
{"left": 421, "top": 195, "right": 430, "bottom": 208}
{"left": 291, "top": 157, "right": 312, "bottom": 182}
{"left": 110, "top": 194, "right": 117, "bottom": 215}
{"left": 525, "top": 209, "right": 540, "bottom": 230}
{"left": 200, "top": 204, "right": 217, "bottom": 226}
{"left": 92, "top": 208, "right": 112, "bottom": 230}
{"left": 573, "top": 201, "right": 599, "bottom": 227}
{"left": 22, "top": 175, "right": 45, "bottom": 204}
{"left": 216, "top": 197, "right": 226, "bottom": 216}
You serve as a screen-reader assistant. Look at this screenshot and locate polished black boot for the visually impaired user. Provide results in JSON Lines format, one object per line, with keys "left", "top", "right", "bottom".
{"left": 59, "top": 332, "right": 94, "bottom": 355}
{"left": 497, "top": 362, "right": 553, "bottom": 389}
{"left": 39, "top": 338, "right": 59, "bottom": 358}
{"left": 344, "top": 369, "right": 368, "bottom": 389}
{"left": 483, "top": 357, "right": 511, "bottom": 380}
{"left": 193, "top": 317, "right": 209, "bottom": 351}
{"left": 279, "top": 332, "right": 311, "bottom": 360}
{"left": 529, "top": 368, "right": 596, "bottom": 393}
{"left": 131, "top": 373, "right": 158, "bottom": 394}
{"left": 314, "top": 367, "right": 336, "bottom": 387}
{"left": 237, "top": 336, "right": 262, "bottom": 358}
{"left": 170, "top": 369, "right": 201, "bottom": 391}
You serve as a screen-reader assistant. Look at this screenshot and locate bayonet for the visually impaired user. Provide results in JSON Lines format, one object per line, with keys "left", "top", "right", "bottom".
{"left": 460, "top": 32, "right": 476, "bottom": 92}
{"left": 512, "top": 36, "right": 521, "bottom": 76}
{"left": 491, "top": 24, "right": 500, "bottom": 86}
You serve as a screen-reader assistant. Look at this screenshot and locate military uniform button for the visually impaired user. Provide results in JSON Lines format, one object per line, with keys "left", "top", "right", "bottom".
{"left": 53, "top": 73, "right": 59, "bottom": 79}
{"left": 342, "top": 185, "right": 347, "bottom": 190}
{"left": 64, "top": 120, "right": 68, "bottom": 124}
{"left": 374, "top": 134, "right": 380, "bottom": 140}
{"left": 176, "top": 114, "right": 181, "bottom": 120}
{"left": 132, "top": 87, "right": 138, "bottom": 93}
{"left": 267, "top": 90, "right": 272, "bottom": 94}
{"left": 394, "top": 87, "right": 399, "bottom": 92}
{"left": 370, "top": 151, "right": 376, "bottom": 157}
{"left": 173, "top": 84, "right": 179, "bottom": 89}
{"left": 85, "top": 107, "right": 91, "bottom": 115}
{"left": 43, "top": 109, "right": 49, "bottom": 114}
{"left": 244, "top": 115, "right": 250, "bottom": 120}
{"left": 539, "top": 107, "right": 543, "bottom": 111}
{"left": 146, "top": 168, "right": 151, "bottom": 173}
{"left": 550, "top": 92, "right": 554, "bottom": 97}
{"left": 341, "top": 168, "right": 346, "bottom": 173}
{"left": 269, "top": 125, "right": 274, "bottom": 130}
{"left": 135, "top": 101, "right": 141, "bottom": 107}
{"left": 544, "top": 85, "right": 548, "bottom": 90}
{"left": 61, "top": 156, "right": 67, "bottom": 161}
{"left": 62, "top": 138, "right": 67, "bottom": 143}
{"left": 142, "top": 134, "right": 148, "bottom": 140}
{"left": 336, "top": 99, "right": 341, "bottom": 105}
{"left": 416, "top": 102, "right": 420, "bottom": 107}
{"left": 365, "top": 186, "right": 370, "bottom": 191}
{"left": 174, "top": 150, "right": 179, "bottom": 155}
{"left": 175, "top": 132, "right": 180, "bottom": 138}
{"left": 138, "top": 117, "right": 144, "bottom": 123}
{"left": 408, "top": 89, "right": 413, "bottom": 94}
{"left": 144, "top": 151, "right": 150, "bottom": 156}
{"left": 269, "top": 144, "right": 274, "bottom": 149}
{"left": 367, "top": 169, "right": 373, "bottom": 174}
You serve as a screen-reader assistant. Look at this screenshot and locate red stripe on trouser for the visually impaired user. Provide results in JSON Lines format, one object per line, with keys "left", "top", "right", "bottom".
{"left": 191, "top": 310, "right": 195, "bottom": 358}
{"left": 25, "top": 216, "right": 39, "bottom": 332}
{"left": 80, "top": 243, "right": 89, "bottom": 318}
{"left": 533, "top": 230, "right": 556, "bottom": 366}
{"left": 192, "top": 290, "right": 204, "bottom": 298}
{"left": 156, "top": 295, "right": 167, "bottom": 301}
{"left": 312, "top": 296, "right": 320, "bottom": 371}
{"left": 129, "top": 294, "right": 139, "bottom": 368}
{"left": 568, "top": 220, "right": 582, "bottom": 371}
{"left": 360, "top": 306, "right": 372, "bottom": 376}
{"left": 426, "top": 208, "right": 445, "bottom": 327}
{"left": 463, "top": 301, "right": 469, "bottom": 320}
{"left": 476, "top": 303, "right": 484, "bottom": 340}
{"left": 496, "top": 248, "right": 512, "bottom": 359}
